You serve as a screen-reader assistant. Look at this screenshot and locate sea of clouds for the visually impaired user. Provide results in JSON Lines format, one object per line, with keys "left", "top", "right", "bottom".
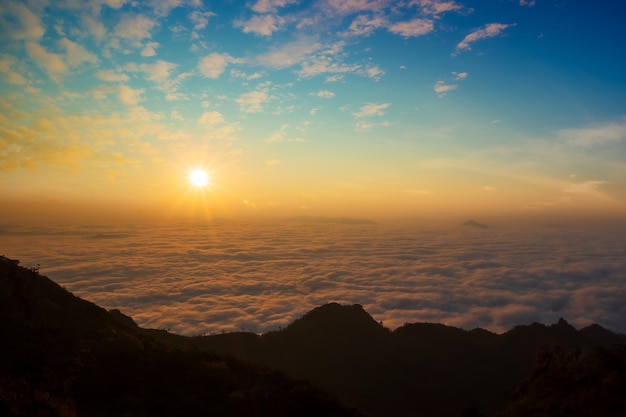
{"left": 2, "top": 218, "right": 625, "bottom": 335}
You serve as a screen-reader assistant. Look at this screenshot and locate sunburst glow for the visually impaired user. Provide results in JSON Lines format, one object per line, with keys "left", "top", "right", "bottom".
{"left": 189, "top": 169, "right": 210, "bottom": 187}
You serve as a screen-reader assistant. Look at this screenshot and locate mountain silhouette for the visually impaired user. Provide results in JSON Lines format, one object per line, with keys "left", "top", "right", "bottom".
{"left": 192, "top": 305, "right": 626, "bottom": 417}
{"left": 0, "top": 256, "right": 362, "bottom": 417}
{"left": 2, "top": 255, "right": 625, "bottom": 417}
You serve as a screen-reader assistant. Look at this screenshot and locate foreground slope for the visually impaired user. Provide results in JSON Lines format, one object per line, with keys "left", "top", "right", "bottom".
{"left": 2, "top": 255, "right": 625, "bottom": 417}
{"left": 0, "top": 256, "right": 361, "bottom": 417}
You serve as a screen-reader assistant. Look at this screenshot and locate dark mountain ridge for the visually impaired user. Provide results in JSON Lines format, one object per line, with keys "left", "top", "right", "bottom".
{"left": 189, "top": 303, "right": 625, "bottom": 417}
{"left": 0, "top": 256, "right": 362, "bottom": 417}
{"left": 2, "top": 255, "right": 625, "bottom": 417}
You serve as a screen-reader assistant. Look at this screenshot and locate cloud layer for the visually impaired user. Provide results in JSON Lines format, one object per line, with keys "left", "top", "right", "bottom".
{"left": 3, "top": 219, "right": 625, "bottom": 336}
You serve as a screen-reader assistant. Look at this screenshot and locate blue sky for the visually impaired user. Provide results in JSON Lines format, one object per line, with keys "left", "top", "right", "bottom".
{"left": 1, "top": 0, "right": 626, "bottom": 220}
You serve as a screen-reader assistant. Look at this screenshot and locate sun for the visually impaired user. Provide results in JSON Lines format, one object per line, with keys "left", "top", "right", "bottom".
{"left": 189, "top": 169, "right": 210, "bottom": 187}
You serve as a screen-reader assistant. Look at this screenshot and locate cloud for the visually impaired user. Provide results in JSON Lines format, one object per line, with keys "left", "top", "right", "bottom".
{"left": 59, "top": 38, "right": 98, "bottom": 66}
{"left": 198, "top": 111, "right": 225, "bottom": 125}
{"left": 0, "top": 108, "right": 165, "bottom": 173}
{"left": 326, "top": 0, "right": 389, "bottom": 14}
{"left": 560, "top": 122, "right": 626, "bottom": 147}
{"left": 113, "top": 13, "right": 156, "bottom": 43}
{"left": 138, "top": 60, "right": 177, "bottom": 84}
{"left": 118, "top": 85, "right": 145, "bottom": 106}
{"left": 82, "top": 16, "right": 107, "bottom": 40}
{"left": 388, "top": 18, "right": 434, "bottom": 37}
{"left": 256, "top": 38, "right": 321, "bottom": 69}
{"left": 265, "top": 159, "right": 280, "bottom": 165}
{"left": 365, "top": 66, "right": 384, "bottom": 80}
{"left": 453, "top": 71, "right": 468, "bottom": 80}
{"left": 456, "top": 23, "right": 515, "bottom": 52}
{"left": 251, "top": 0, "right": 299, "bottom": 13}
{"left": 412, "top": 0, "right": 464, "bottom": 15}
{"left": 198, "top": 53, "right": 244, "bottom": 78}
{"left": 0, "top": 54, "right": 28, "bottom": 84}
{"left": 433, "top": 80, "right": 457, "bottom": 96}
{"left": 563, "top": 180, "right": 607, "bottom": 195}
{"left": 231, "top": 69, "right": 264, "bottom": 80}
{"left": 189, "top": 10, "right": 215, "bottom": 30}
{"left": 25, "top": 42, "right": 67, "bottom": 78}
{"left": 96, "top": 69, "right": 129, "bottom": 82}
{"left": 237, "top": 90, "right": 271, "bottom": 113}
{"left": 348, "top": 15, "right": 386, "bottom": 36}
{"left": 519, "top": 0, "right": 536, "bottom": 6}
{"left": 354, "top": 120, "right": 374, "bottom": 132}
{"left": 7, "top": 221, "right": 626, "bottom": 336}
{"left": 141, "top": 42, "right": 159, "bottom": 57}
{"left": 0, "top": 1, "right": 45, "bottom": 40}
{"left": 150, "top": 0, "right": 186, "bottom": 17}
{"left": 236, "top": 14, "right": 284, "bottom": 36}
{"left": 297, "top": 55, "right": 361, "bottom": 78}
{"left": 265, "top": 124, "right": 288, "bottom": 142}
{"left": 311, "top": 90, "right": 335, "bottom": 98}
{"left": 353, "top": 102, "right": 390, "bottom": 117}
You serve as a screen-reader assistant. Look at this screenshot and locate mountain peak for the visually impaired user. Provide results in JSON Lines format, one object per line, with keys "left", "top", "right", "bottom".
{"left": 284, "top": 303, "right": 388, "bottom": 339}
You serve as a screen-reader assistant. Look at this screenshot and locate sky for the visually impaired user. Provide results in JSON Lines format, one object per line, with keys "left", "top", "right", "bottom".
{"left": 1, "top": 0, "right": 626, "bottom": 221}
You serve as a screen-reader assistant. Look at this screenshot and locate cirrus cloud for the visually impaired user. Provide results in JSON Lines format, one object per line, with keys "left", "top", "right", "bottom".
{"left": 456, "top": 23, "right": 515, "bottom": 52}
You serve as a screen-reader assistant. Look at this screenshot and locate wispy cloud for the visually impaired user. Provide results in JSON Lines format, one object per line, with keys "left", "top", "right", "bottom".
{"left": 560, "top": 122, "right": 626, "bottom": 147}
{"left": 0, "top": 1, "right": 45, "bottom": 40}
{"left": 140, "top": 42, "right": 159, "bottom": 57}
{"left": 564, "top": 180, "right": 608, "bottom": 195}
{"left": 453, "top": 71, "right": 468, "bottom": 80}
{"left": 251, "top": 0, "right": 299, "bottom": 13}
{"left": 412, "top": 0, "right": 464, "bottom": 15}
{"left": 60, "top": 38, "right": 98, "bottom": 66}
{"left": 434, "top": 71, "right": 468, "bottom": 96}
{"left": 311, "top": 90, "right": 335, "bottom": 98}
{"left": 348, "top": 15, "right": 386, "bottom": 36}
{"left": 0, "top": 54, "right": 28, "bottom": 84}
{"left": 256, "top": 38, "right": 321, "bottom": 69}
{"left": 118, "top": 85, "right": 145, "bottom": 106}
{"left": 236, "top": 14, "right": 284, "bottom": 36}
{"left": 25, "top": 42, "right": 67, "bottom": 79}
{"left": 198, "top": 52, "right": 244, "bottom": 78}
{"left": 189, "top": 10, "right": 215, "bottom": 29}
{"left": 433, "top": 80, "right": 457, "bottom": 96}
{"left": 326, "top": 0, "right": 390, "bottom": 14}
{"left": 456, "top": 23, "right": 515, "bottom": 52}
{"left": 387, "top": 18, "right": 434, "bottom": 37}
{"left": 96, "top": 69, "right": 129, "bottom": 82}
{"left": 198, "top": 111, "right": 225, "bottom": 125}
{"left": 113, "top": 13, "right": 156, "bottom": 45}
{"left": 265, "top": 124, "right": 288, "bottom": 142}
{"left": 353, "top": 102, "right": 390, "bottom": 117}
{"left": 237, "top": 87, "right": 271, "bottom": 113}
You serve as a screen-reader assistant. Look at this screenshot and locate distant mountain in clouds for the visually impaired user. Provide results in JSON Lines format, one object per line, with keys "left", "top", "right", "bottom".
{"left": 2, "top": 256, "right": 625, "bottom": 417}
{"left": 462, "top": 219, "right": 489, "bottom": 229}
